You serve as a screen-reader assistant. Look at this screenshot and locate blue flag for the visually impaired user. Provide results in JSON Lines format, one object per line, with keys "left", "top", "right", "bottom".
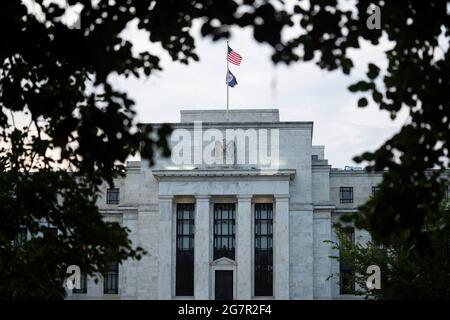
{"left": 227, "top": 69, "right": 238, "bottom": 87}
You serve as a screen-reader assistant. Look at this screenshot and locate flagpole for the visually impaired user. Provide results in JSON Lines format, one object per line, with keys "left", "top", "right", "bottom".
{"left": 226, "top": 40, "right": 229, "bottom": 121}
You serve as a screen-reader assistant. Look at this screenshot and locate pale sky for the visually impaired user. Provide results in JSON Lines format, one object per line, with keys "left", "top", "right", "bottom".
{"left": 112, "top": 21, "right": 409, "bottom": 169}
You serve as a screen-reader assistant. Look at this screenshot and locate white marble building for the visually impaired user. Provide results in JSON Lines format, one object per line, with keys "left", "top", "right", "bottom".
{"left": 68, "top": 109, "right": 382, "bottom": 300}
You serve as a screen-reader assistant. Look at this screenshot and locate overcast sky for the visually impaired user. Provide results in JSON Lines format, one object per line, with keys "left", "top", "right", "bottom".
{"left": 111, "top": 20, "right": 409, "bottom": 169}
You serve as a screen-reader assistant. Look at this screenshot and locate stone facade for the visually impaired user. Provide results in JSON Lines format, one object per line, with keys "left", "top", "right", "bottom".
{"left": 67, "top": 109, "right": 382, "bottom": 300}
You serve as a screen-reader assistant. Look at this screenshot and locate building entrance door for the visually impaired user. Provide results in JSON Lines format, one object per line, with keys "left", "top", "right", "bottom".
{"left": 215, "top": 270, "right": 233, "bottom": 300}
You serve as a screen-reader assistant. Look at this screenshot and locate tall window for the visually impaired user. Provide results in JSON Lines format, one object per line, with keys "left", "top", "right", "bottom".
{"left": 340, "top": 187, "right": 353, "bottom": 203}
{"left": 213, "top": 203, "right": 235, "bottom": 260}
{"left": 106, "top": 188, "right": 119, "bottom": 204}
{"left": 254, "top": 203, "right": 273, "bottom": 296}
{"left": 73, "top": 273, "right": 87, "bottom": 294}
{"left": 176, "top": 204, "right": 195, "bottom": 296}
{"left": 13, "top": 227, "right": 27, "bottom": 248}
{"left": 104, "top": 262, "right": 119, "bottom": 294}
{"left": 339, "top": 227, "right": 355, "bottom": 294}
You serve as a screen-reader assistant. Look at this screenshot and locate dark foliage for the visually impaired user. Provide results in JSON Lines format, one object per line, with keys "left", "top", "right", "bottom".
{"left": 331, "top": 201, "right": 450, "bottom": 299}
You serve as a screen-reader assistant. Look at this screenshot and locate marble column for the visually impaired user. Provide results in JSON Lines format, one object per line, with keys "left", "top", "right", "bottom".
{"left": 274, "top": 194, "right": 290, "bottom": 299}
{"left": 313, "top": 210, "right": 332, "bottom": 299}
{"left": 194, "top": 195, "right": 211, "bottom": 299}
{"left": 121, "top": 210, "right": 138, "bottom": 298}
{"left": 236, "top": 195, "right": 252, "bottom": 299}
{"left": 158, "top": 195, "right": 173, "bottom": 299}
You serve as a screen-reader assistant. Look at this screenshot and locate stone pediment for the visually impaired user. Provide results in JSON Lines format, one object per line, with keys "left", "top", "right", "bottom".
{"left": 210, "top": 257, "right": 236, "bottom": 267}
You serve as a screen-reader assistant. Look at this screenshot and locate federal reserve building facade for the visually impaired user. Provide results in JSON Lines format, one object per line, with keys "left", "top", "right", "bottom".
{"left": 67, "top": 109, "right": 382, "bottom": 300}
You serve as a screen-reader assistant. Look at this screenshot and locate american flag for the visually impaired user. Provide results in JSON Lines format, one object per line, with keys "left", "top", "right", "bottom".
{"left": 227, "top": 45, "right": 242, "bottom": 65}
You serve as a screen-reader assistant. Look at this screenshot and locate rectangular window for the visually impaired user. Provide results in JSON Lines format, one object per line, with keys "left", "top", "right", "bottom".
{"left": 311, "top": 155, "right": 319, "bottom": 161}
{"left": 103, "top": 262, "right": 119, "bottom": 294}
{"left": 176, "top": 203, "right": 195, "bottom": 296}
{"left": 340, "top": 187, "right": 354, "bottom": 203}
{"left": 254, "top": 203, "right": 273, "bottom": 296}
{"left": 372, "top": 186, "right": 380, "bottom": 196}
{"left": 213, "top": 203, "right": 235, "bottom": 261}
{"left": 340, "top": 227, "right": 355, "bottom": 294}
{"left": 13, "top": 227, "right": 27, "bottom": 248}
{"left": 106, "top": 188, "right": 119, "bottom": 204}
{"left": 73, "top": 273, "right": 87, "bottom": 294}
